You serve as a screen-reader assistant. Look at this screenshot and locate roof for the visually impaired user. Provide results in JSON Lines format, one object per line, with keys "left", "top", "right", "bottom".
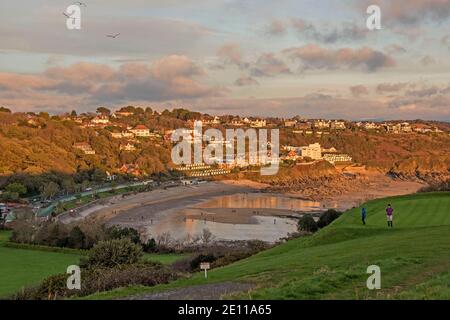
{"left": 133, "top": 125, "right": 149, "bottom": 130}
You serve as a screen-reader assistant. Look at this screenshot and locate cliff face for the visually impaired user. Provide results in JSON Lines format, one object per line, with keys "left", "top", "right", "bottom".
{"left": 389, "top": 156, "right": 450, "bottom": 183}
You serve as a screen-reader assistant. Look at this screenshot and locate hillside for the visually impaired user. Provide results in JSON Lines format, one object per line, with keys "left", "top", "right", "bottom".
{"left": 90, "top": 192, "right": 450, "bottom": 300}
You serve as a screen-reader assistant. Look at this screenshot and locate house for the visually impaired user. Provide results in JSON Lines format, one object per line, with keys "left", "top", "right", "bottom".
{"left": 73, "top": 142, "right": 95, "bottom": 155}
{"left": 119, "top": 164, "right": 141, "bottom": 176}
{"left": 284, "top": 119, "right": 297, "bottom": 127}
{"left": 120, "top": 142, "right": 136, "bottom": 151}
{"left": 130, "top": 125, "right": 150, "bottom": 137}
{"left": 91, "top": 116, "right": 110, "bottom": 125}
{"left": 111, "top": 131, "right": 135, "bottom": 139}
{"left": 300, "top": 143, "right": 322, "bottom": 160}
{"left": 314, "top": 120, "right": 330, "bottom": 129}
{"left": 330, "top": 121, "right": 346, "bottom": 130}
{"left": 364, "top": 122, "right": 380, "bottom": 130}
{"left": 202, "top": 116, "right": 221, "bottom": 125}
{"left": 114, "top": 111, "right": 134, "bottom": 117}
{"left": 250, "top": 119, "right": 266, "bottom": 128}
{"left": 323, "top": 153, "right": 352, "bottom": 165}
{"left": 230, "top": 118, "right": 243, "bottom": 126}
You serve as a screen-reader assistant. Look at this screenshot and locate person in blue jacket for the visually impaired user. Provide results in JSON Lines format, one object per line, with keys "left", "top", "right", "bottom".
{"left": 361, "top": 207, "right": 367, "bottom": 225}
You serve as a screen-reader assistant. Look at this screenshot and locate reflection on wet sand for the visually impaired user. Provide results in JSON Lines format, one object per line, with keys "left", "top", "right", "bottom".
{"left": 145, "top": 193, "right": 324, "bottom": 243}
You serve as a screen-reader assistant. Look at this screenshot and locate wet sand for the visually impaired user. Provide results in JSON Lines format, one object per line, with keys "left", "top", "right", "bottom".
{"left": 58, "top": 181, "right": 259, "bottom": 225}
{"left": 58, "top": 175, "right": 425, "bottom": 243}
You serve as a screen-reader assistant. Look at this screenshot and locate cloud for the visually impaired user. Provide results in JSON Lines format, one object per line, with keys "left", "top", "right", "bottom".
{"left": 234, "top": 76, "right": 259, "bottom": 86}
{"left": 186, "top": 91, "right": 450, "bottom": 120}
{"left": 358, "top": 0, "right": 450, "bottom": 26}
{"left": 350, "top": 85, "right": 369, "bottom": 97}
{"left": 283, "top": 45, "right": 395, "bottom": 72}
{"left": 0, "top": 55, "right": 227, "bottom": 112}
{"left": 420, "top": 55, "right": 437, "bottom": 66}
{"left": 384, "top": 44, "right": 407, "bottom": 55}
{"left": 291, "top": 19, "right": 368, "bottom": 43}
{"left": 216, "top": 43, "right": 248, "bottom": 69}
{"left": 0, "top": 15, "right": 218, "bottom": 57}
{"left": 265, "top": 19, "right": 287, "bottom": 36}
{"left": 250, "top": 53, "right": 292, "bottom": 77}
{"left": 376, "top": 82, "right": 409, "bottom": 94}
{"left": 406, "top": 86, "right": 440, "bottom": 98}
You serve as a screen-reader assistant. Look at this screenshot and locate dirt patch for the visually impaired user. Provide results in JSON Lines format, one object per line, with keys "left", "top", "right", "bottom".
{"left": 125, "top": 282, "right": 254, "bottom": 300}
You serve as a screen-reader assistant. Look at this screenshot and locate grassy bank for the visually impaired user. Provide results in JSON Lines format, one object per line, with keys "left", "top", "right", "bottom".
{"left": 0, "top": 229, "right": 188, "bottom": 298}
{"left": 85, "top": 192, "right": 450, "bottom": 300}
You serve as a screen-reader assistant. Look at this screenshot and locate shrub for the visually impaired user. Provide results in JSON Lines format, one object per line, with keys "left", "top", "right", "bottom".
{"left": 189, "top": 253, "right": 217, "bottom": 270}
{"left": 11, "top": 263, "right": 180, "bottom": 300}
{"left": 106, "top": 226, "right": 141, "bottom": 244}
{"left": 67, "top": 226, "right": 87, "bottom": 249}
{"left": 142, "top": 238, "right": 157, "bottom": 252}
{"left": 84, "top": 238, "right": 143, "bottom": 268}
{"left": 298, "top": 214, "right": 318, "bottom": 233}
{"left": 317, "top": 209, "right": 342, "bottom": 229}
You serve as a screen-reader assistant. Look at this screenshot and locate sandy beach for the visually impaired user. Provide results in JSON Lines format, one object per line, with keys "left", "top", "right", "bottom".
{"left": 57, "top": 174, "right": 425, "bottom": 242}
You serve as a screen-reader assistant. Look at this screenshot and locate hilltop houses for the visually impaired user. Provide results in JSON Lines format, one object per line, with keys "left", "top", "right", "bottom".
{"left": 130, "top": 125, "right": 150, "bottom": 137}
{"left": 73, "top": 142, "right": 95, "bottom": 155}
{"left": 250, "top": 119, "right": 266, "bottom": 128}
{"left": 323, "top": 153, "right": 352, "bottom": 164}
{"left": 119, "top": 164, "right": 141, "bottom": 176}
{"left": 120, "top": 142, "right": 136, "bottom": 151}
{"left": 300, "top": 143, "right": 322, "bottom": 160}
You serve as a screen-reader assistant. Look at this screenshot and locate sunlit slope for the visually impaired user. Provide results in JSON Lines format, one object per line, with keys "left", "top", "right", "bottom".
{"left": 107, "top": 192, "right": 449, "bottom": 300}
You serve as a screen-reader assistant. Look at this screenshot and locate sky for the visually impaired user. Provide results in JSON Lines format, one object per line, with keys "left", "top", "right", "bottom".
{"left": 0, "top": 0, "right": 450, "bottom": 120}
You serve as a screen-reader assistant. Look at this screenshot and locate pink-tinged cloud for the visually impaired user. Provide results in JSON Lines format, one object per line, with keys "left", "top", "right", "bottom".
{"left": 359, "top": 0, "right": 450, "bottom": 25}
{"left": 0, "top": 55, "right": 227, "bottom": 112}
{"left": 250, "top": 53, "right": 291, "bottom": 77}
{"left": 216, "top": 43, "right": 248, "bottom": 69}
{"left": 376, "top": 83, "right": 409, "bottom": 94}
{"left": 283, "top": 45, "right": 395, "bottom": 72}
{"left": 234, "top": 76, "right": 259, "bottom": 86}
{"left": 266, "top": 19, "right": 287, "bottom": 36}
{"left": 350, "top": 85, "right": 369, "bottom": 97}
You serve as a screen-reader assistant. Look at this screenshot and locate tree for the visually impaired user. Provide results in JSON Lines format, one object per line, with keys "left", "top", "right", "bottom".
{"left": 0, "top": 106, "right": 11, "bottom": 113}
{"left": 62, "top": 178, "right": 76, "bottom": 195}
{"left": 38, "top": 112, "right": 50, "bottom": 120}
{"left": 41, "top": 181, "right": 60, "bottom": 199}
{"left": 298, "top": 214, "right": 318, "bottom": 233}
{"left": 317, "top": 209, "right": 342, "bottom": 229}
{"left": 96, "top": 107, "right": 111, "bottom": 115}
{"left": 67, "top": 226, "right": 86, "bottom": 249}
{"left": 70, "top": 110, "right": 77, "bottom": 117}
{"left": 5, "top": 182, "right": 27, "bottom": 196}
{"left": 106, "top": 226, "right": 141, "bottom": 244}
{"left": 84, "top": 238, "right": 143, "bottom": 268}
{"left": 201, "top": 228, "right": 214, "bottom": 245}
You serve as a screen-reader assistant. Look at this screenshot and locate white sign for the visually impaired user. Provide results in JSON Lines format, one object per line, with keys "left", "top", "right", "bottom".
{"left": 200, "top": 262, "right": 210, "bottom": 279}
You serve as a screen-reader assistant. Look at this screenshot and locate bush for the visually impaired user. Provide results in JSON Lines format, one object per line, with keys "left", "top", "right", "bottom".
{"left": 67, "top": 226, "right": 87, "bottom": 249}
{"left": 11, "top": 263, "right": 180, "bottom": 300}
{"left": 317, "top": 209, "right": 342, "bottom": 229}
{"left": 189, "top": 253, "right": 217, "bottom": 270}
{"left": 142, "top": 238, "right": 157, "bottom": 252}
{"left": 298, "top": 214, "right": 318, "bottom": 233}
{"left": 106, "top": 226, "right": 141, "bottom": 244}
{"left": 83, "top": 238, "right": 143, "bottom": 268}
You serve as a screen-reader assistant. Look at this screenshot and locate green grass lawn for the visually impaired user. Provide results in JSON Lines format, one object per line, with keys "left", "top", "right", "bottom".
{"left": 0, "top": 235, "right": 80, "bottom": 298}
{"left": 85, "top": 191, "right": 450, "bottom": 300}
{"left": 0, "top": 230, "right": 187, "bottom": 298}
{"left": 143, "top": 252, "right": 190, "bottom": 265}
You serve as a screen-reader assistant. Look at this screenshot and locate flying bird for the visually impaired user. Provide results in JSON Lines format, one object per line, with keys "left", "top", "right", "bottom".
{"left": 106, "top": 33, "right": 120, "bottom": 38}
